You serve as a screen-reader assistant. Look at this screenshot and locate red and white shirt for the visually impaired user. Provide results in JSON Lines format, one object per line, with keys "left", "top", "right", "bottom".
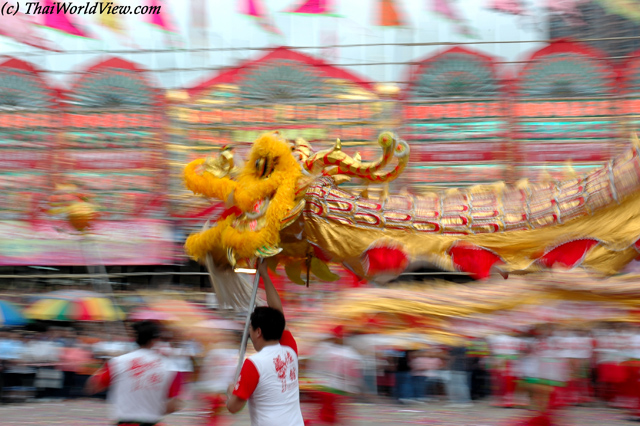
{"left": 233, "top": 330, "right": 304, "bottom": 426}
{"left": 93, "top": 348, "right": 181, "bottom": 423}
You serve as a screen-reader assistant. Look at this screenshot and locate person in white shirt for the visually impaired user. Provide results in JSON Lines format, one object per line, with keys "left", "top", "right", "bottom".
{"left": 85, "top": 321, "right": 184, "bottom": 426}
{"left": 487, "top": 333, "right": 523, "bottom": 408}
{"left": 306, "top": 327, "right": 363, "bottom": 424}
{"left": 195, "top": 331, "right": 239, "bottom": 426}
{"left": 226, "top": 261, "right": 304, "bottom": 426}
{"left": 563, "top": 329, "right": 594, "bottom": 406}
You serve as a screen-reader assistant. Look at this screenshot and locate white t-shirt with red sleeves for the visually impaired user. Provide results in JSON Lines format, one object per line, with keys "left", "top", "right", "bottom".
{"left": 92, "top": 348, "right": 181, "bottom": 424}
{"left": 233, "top": 330, "right": 304, "bottom": 426}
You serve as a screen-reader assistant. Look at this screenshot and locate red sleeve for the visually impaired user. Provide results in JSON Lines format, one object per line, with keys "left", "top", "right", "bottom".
{"left": 280, "top": 330, "right": 298, "bottom": 356}
{"left": 232, "top": 359, "right": 260, "bottom": 400}
{"left": 93, "top": 362, "right": 111, "bottom": 388}
{"left": 167, "top": 372, "right": 182, "bottom": 398}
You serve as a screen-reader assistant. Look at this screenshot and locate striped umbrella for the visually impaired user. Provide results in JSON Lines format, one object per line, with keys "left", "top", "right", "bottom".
{"left": 25, "top": 295, "right": 125, "bottom": 322}
{"left": 0, "top": 300, "right": 27, "bottom": 326}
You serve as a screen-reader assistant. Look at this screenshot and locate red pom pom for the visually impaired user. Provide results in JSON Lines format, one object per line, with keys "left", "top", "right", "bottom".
{"left": 362, "top": 242, "right": 409, "bottom": 276}
{"left": 449, "top": 243, "right": 503, "bottom": 280}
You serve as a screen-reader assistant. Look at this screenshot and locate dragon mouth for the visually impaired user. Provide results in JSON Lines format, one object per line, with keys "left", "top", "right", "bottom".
{"left": 232, "top": 197, "right": 271, "bottom": 232}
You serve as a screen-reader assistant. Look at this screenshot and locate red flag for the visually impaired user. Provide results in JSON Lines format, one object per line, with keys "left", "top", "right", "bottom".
{"left": 488, "top": 0, "right": 525, "bottom": 15}
{"left": 377, "top": 0, "right": 405, "bottom": 27}
{"left": 430, "top": 0, "right": 475, "bottom": 37}
{"left": 0, "top": 9, "right": 60, "bottom": 51}
{"left": 145, "top": 0, "right": 177, "bottom": 32}
{"left": 39, "top": 0, "right": 92, "bottom": 38}
{"left": 286, "top": 0, "right": 335, "bottom": 15}
{"left": 239, "top": 0, "right": 282, "bottom": 34}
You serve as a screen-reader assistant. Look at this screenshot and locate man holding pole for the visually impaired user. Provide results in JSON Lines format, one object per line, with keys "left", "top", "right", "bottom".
{"left": 226, "top": 261, "right": 304, "bottom": 426}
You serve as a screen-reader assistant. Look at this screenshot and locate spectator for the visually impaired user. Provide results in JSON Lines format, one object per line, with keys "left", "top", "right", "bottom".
{"left": 395, "top": 350, "right": 413, "bottom": 403}
{"left": 195, "top": 331, "right": 239, "bottom": 426}
{"left": 446, "top": 345, "right": 473, "bottom": 408}
{"left": 412, "top": 349, "right": 443, "bottom": 402}
{"left": 58, "top": 337, "right": 93, "bottom": 399}
{"left": 306, "top": 326, "right": 363, "bottom": 424}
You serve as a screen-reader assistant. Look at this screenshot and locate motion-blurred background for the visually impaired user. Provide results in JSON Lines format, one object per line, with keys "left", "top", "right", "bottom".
{"left": 3, "top": 1, "right": 640, "bottom": 425}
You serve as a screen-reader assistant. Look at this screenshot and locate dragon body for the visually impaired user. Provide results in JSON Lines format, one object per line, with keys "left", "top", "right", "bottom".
{"left": 183, "top": 131, "right": 640, "bottom": 299}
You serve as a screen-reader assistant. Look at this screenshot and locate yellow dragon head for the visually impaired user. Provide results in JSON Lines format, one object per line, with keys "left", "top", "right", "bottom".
{"left": 183, "top": 130, "right": 409, "bottom": 268}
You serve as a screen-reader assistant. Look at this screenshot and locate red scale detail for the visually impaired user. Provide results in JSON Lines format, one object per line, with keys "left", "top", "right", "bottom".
{"left": 449, "top": 243, "right": 503, "bottom": 280}
{"left": 538, "top": 239, "right": 599, "bottom": 269}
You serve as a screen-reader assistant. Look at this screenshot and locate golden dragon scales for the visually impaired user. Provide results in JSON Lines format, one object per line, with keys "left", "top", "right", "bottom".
{"left": 183, "top": 131, "right": 640, "bottom": 298}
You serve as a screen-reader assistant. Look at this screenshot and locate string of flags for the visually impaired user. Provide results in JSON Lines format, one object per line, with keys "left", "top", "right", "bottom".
{"left": 0, "top": 0, "right": 628, "bottom": 50}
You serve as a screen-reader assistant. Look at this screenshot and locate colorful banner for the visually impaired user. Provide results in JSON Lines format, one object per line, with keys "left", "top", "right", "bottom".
{"left": 518, "top": 143, "right": 615, "bottom": 163}
{"left": 405, "top": 164, "right": 507, "bottom": 184}
{"left": 59, "top": 150, "right": 158, "bottom": 170}
{"left": 0, "top": 220, "right": 174, "bottom": 265}
{"left": 414, "top": 142, "right": 506, "bottom": 162}
{"left": 0, "top": 150, "right": 52, "bottom": 169}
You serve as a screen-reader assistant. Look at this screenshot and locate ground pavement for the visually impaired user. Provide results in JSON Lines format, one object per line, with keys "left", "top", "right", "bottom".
{"left": 0, "top": 399, "right": 636, "bottom": 426}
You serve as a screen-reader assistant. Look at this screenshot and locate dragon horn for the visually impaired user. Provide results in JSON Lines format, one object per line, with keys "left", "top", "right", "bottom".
{"left": 304, "top": 132, "right": 410, "bottom": 184}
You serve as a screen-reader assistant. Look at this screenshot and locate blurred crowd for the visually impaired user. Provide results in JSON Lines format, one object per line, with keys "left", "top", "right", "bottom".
{"left": 0, "top": 324, "right": 198, "bottom": 402}
{"left": 5, "top": 320, "right": 640, "bottom": 423}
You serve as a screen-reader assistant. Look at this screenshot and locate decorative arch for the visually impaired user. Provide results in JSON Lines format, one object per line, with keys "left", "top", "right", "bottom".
{"left": 0, "top": 57, "right": 57, "bottom": 108}
{"left": 620, "top": 49, "right": 640, "bottom": 94}
{"left": 187, "top": 46, "right": 376, "bottom": 102}
{"left": 64, "top": 57, "right": 161, "bottom": 108}
{"left": 406, "top": 46, "right": 502, "bottom": 99}
{"left": 516, "top": 39, "right": 616, "bottom": 98}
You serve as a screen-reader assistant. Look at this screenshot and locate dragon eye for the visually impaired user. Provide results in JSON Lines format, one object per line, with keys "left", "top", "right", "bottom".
{"left": 255, "top": 157, "right": 270, "bottom": 178}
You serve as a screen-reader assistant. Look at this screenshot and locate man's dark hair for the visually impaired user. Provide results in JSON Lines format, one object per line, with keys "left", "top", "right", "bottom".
{"left": 133, "top": 320, "right": 161, "bottom": 347}
{"left": 250, "top": 307, "right": 285, "bottom": 341}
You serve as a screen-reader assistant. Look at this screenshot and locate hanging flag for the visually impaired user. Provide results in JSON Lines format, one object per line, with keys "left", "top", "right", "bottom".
{"left": 145, "top": 0, "right": 177, "bottom": 32}
{"left": 97, "top": 1, "right": 140, "bottom": 48}
{"left": 144, "top": 0, "right": 182, "bottom": 48}
{"left": 98, "top": 1, "right": 125, "bottom": 34}
{"left": 190, "top": 0, "right": 208, "bottom": 49}
{"left": 0, "top": 10, "right": 61, "bottom": 51}
{"left": 190, "top": 0, "right": 208, "bottom": 34}
{"left": 548, "top": 0, "right": 585, "bottom": 25}
{"left": 239, "top": 0, "right": 282, "bottom": 34}
{"left": 430, "top": 0, "right": 476, "bottom": 37}
{"left": 488, "top": 0, "right": 525, "bottom": 15}
{"left": 39, "top": 0, "right": 92, "bottom": 38}
{"left": 285, "top": 0, "right": 336, "bottom": 15}
{"left": 377, "top": 0, "right": 405, "bottom": 27}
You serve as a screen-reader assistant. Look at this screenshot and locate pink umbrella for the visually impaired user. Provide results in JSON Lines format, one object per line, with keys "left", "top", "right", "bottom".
{"left": 129, "top": 308, "right": 178, "bottom": 322}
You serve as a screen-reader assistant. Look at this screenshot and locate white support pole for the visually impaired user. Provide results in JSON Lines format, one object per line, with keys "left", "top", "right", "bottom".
{"left": 233, "top": 259, "right": 263, "bottom": 385}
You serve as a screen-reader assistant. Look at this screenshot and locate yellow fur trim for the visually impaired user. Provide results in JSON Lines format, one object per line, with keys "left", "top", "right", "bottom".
{"left": 184, "top": 215, "right": 235, "bottom": 262}
{"left": 184, "top": 132, "right": 302, "bottom": 262}
{"left": 183, "top": 158, "right": 236, "bottom": 201}
{"left": 222, "top": 133, "right": 302, "bottom": 258}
